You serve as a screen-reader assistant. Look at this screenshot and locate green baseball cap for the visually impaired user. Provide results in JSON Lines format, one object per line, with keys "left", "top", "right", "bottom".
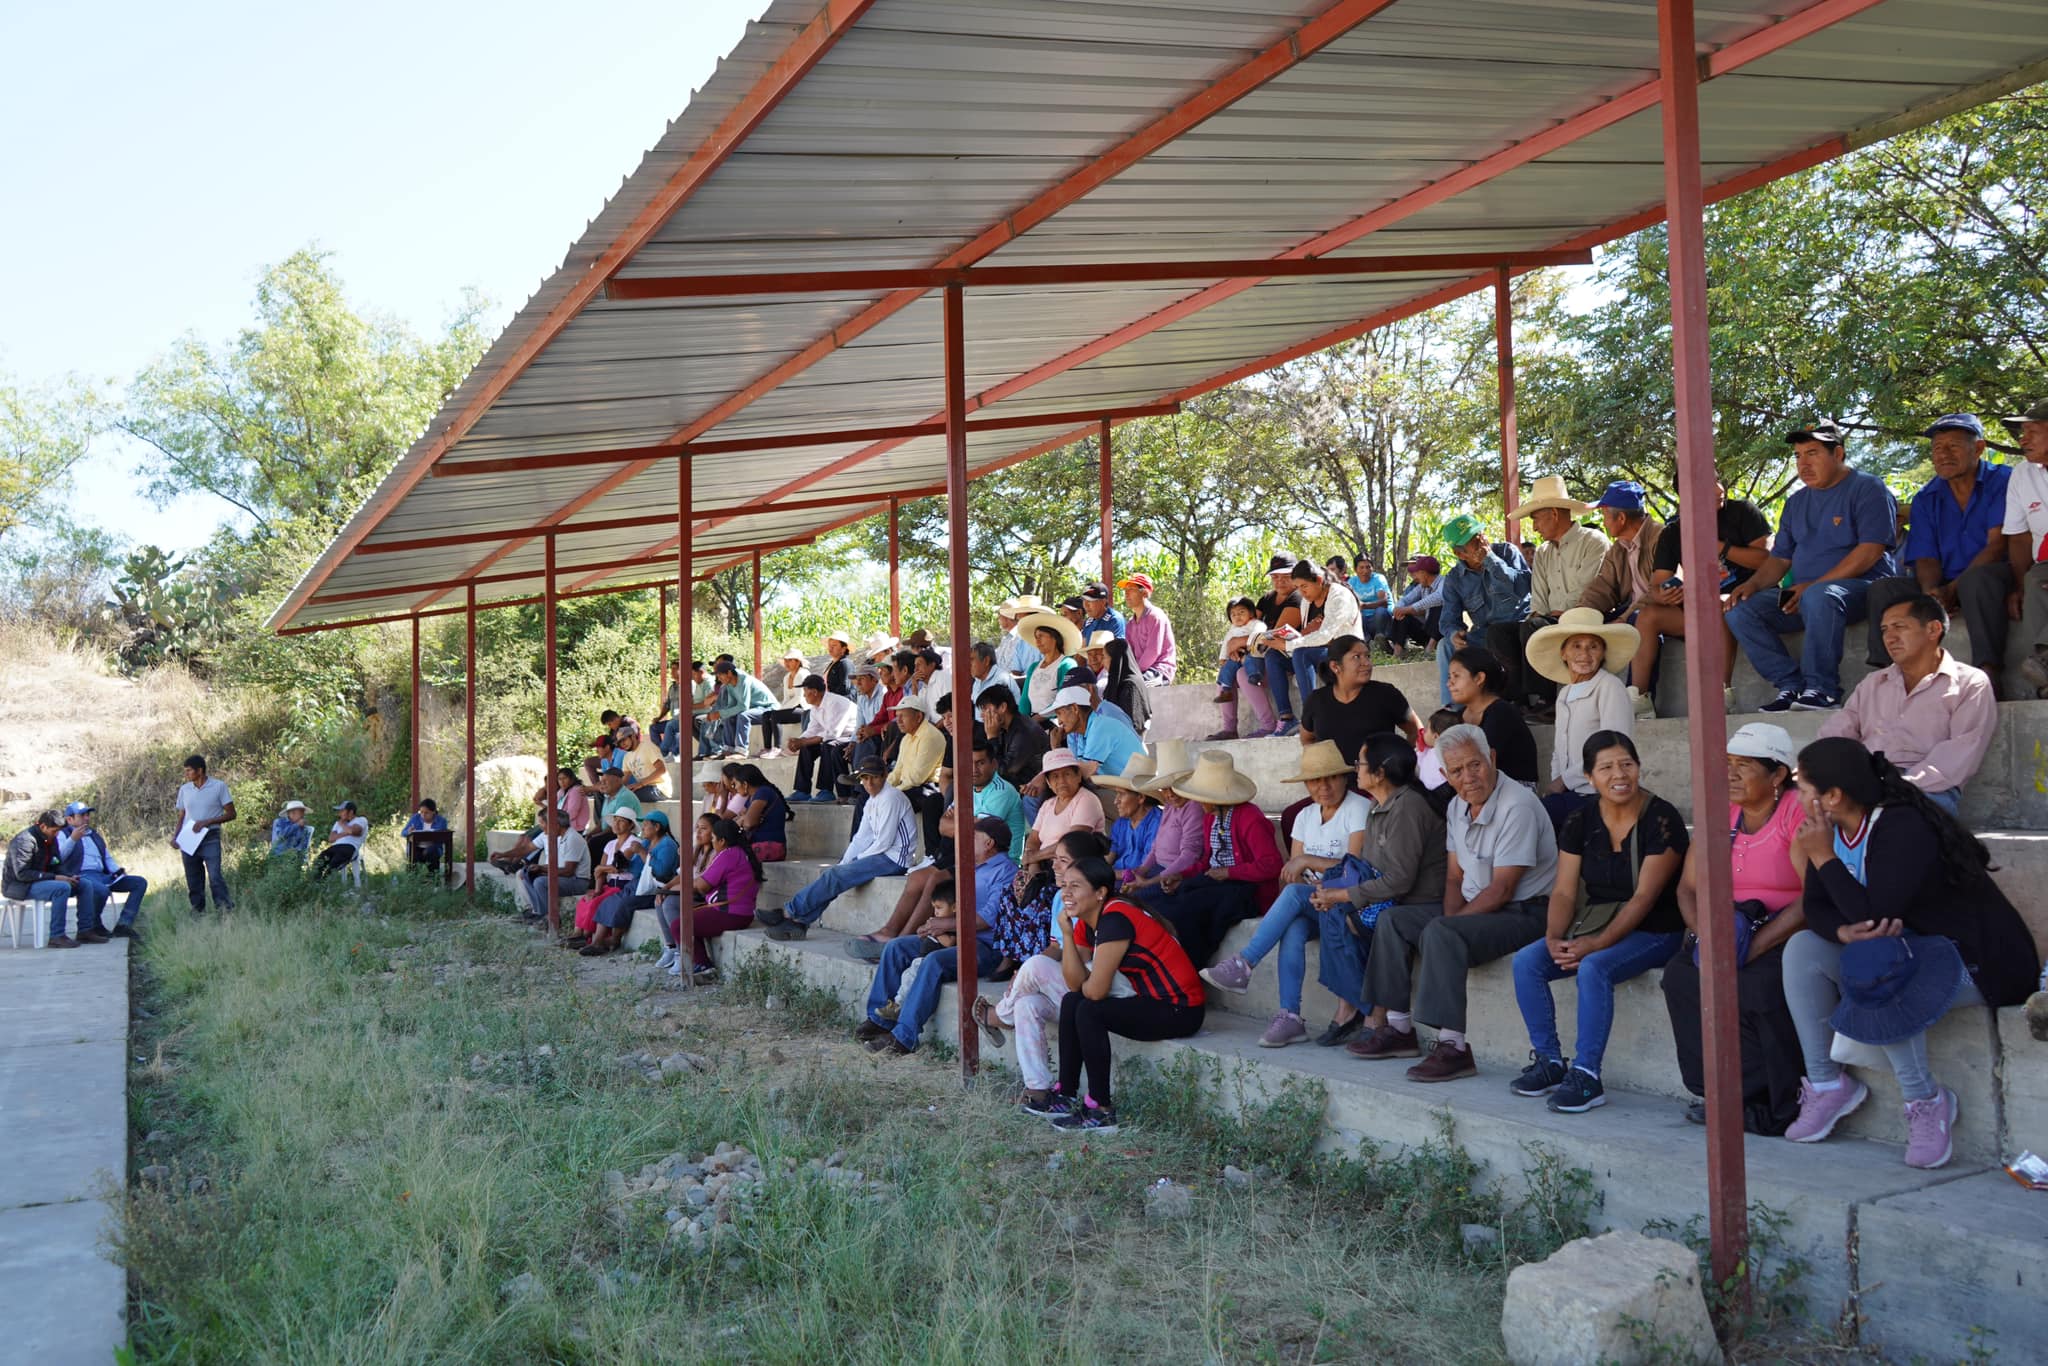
{"left": 1440, "top": 514, "right": 1485, "bottom": 551}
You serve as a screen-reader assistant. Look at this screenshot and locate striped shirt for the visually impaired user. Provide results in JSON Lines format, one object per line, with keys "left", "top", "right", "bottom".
{"left": 842, "top": 783, "right": 919, "bottom": 869}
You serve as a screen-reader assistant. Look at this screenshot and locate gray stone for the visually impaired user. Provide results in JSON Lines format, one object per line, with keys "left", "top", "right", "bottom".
{"left": 1044, "top": 1151, "right": 1065, "bottom": 1173}
{"left": 142, "top": 1129, "right": 167, "bottom": 1145}
{"left": 1221, "top": 1165, "right": 1253, "bottom": 1190}
{"left": 1144, "top": 1179, "right": 1196, "bottom": 1221}
{"left": 1501, "top": 1230, "right": 1715, "bottom": 1366}
{"left": 1460, "top": 1223, "right": 1500, "bottom": 1255}
{"left": 1057, "top": 1210, "right": 1096, "bottom": 1238}
{"left": 764, "top": 994, "right": 783, "bottom": 1012}
{"left": 139, "top": 1164, "right": 169, "bottom": 1185}
{"left": 685, "top": 1186, "right": 711, "bottom": 1208}
{"left": 186, "top": 1174, "right": 210, "bottom": 1196}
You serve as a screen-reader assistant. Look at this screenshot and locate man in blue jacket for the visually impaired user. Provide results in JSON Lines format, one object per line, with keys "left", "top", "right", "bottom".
{"left": 59, "top": 802, "right": 148, "bottom": 940}
{"left": 1434, "top": 513, "right": 1532, "bottom": 704}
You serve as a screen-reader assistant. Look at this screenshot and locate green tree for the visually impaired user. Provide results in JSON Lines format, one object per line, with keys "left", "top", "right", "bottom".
{"left": 1, "top": 371, "right": 105, "bottom": 544}
{"left": 122, "top": 248, "right": 488, "bottom": 532}
{"left": 1115, "top": 390, "right": 1289, "bottom": 589}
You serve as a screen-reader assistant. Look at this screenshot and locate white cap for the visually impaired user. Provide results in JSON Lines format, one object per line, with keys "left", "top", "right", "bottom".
{"left": 893, "top": 694, "right": 930, "bottom": 717}
{"left": 1051, "top": 685, "right": 1094, "bottom": 712}
{"left": 1727, "top": 722, "right": 1796, "bottom": 770}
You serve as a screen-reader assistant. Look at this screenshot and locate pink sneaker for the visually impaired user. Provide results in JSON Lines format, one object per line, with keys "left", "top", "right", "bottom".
{"left": 1784, "top": 1076, "right": 1868, "bottom": 1143}
{"left": 1200, "top": 954, "right": 1252, "bottom": 994}
{"left": 1259, "top": 1011, "right": 1308, "bottom": 1048}
{"left": 1902, "top": 1086, "right": 1958, "bottom": 1169}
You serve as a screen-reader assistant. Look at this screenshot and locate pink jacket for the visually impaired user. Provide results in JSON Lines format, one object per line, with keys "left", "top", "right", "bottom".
{"left": 1187, "top": 804, "right": 1285, "bottom": 911}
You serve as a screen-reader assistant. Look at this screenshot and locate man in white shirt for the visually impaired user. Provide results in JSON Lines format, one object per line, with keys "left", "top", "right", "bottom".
{"left": 314, "top": 801, "right": 370, "bottom": 879}
{"left": 789, "top": 675, "right": 859, "bottom": 802}
{"left": 518, "top": 803, "right": 592, "bottom": 929}
{"left": 759, "top": 757, "right": 917, "bottom": 941}
{"left": 2002, "top": 400, "right": 2048, "bottom": 696}
{"left": 616, "top": 719, "right": 669, "bottom": 801}
{"left": 172, "top": 753, "right": 236, "bottom": 912}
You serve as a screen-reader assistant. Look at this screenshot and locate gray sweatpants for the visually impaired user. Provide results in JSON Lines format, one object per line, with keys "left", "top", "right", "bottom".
{"left": 1781, "top": 929, "right": 1982, "bottom": 1102}
{"left": 1367, "top": 897, "right": 1547, "bottom": 1032}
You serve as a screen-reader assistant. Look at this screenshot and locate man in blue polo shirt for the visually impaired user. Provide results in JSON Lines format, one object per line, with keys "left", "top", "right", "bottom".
{"left": 1863, "top": 414, "right": 2012, "bottom": 683}
{"left": 1052, "top": 685, "right": 1143, "bottom": 780}
{"left": 1725, "top": 421, "right": 1898, "bottom": 711}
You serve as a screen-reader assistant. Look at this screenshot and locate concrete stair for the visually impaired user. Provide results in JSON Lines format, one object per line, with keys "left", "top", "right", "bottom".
{"left": 720, "top": 926, "right": 2048, "bottom": 1364}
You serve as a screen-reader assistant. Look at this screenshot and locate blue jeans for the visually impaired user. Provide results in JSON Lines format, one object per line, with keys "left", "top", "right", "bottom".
{"left": 657, "top": 718, "right": 680, "bottom": 758}
{"left": 1926, "top": 787, "right": 1961, "bottom": 817}
{"left": 1359, "top": 606, "right": 1393, "bottom": 644}
{"left": 866, "top": 934, "right": 1001, "bottom": 1049}
{"left": 77, "top": 872, "right": 148, "bottom": 929}
{"left": 1290, "top": 646, "right": 1330, "bottom": 704}
{"left": 1511, "top": 929, "right": 1684, "bottom": 1077}
{"left": 27, "top": 879, "right": 73, "bottom": 940}
{"left": 180, "top": 831, "right": 232, "bottom": 912}
{"left": 784, "top": 853, "right": 907, "bottom": 926}
{"left": 719, "top": 707, "right": 772, "bottom": 751}
{"left": 1245, "top": 653, "right": 1294, "bottom": 722}
{"left": 1240, "top": 883, "right": 1320, "bottom": 1014}
{"left": 1218, "top": 657, "right": 1243, "bottom": 689}
{"left": 1725, "top": 579, "right": 1872, "bottom": 696}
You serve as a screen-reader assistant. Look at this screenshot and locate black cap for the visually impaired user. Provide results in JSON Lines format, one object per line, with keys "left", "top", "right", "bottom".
{"left": 1060, "top": 596, "right": 1084, "bottom": 611}
{"left": 973, "top": 814, "right": 1013, "bottom": 848}
{"left": 854, "top": 755, "right": 888, "bottom": 776}
{"left": 1785, "top": 420, "right": 1845, "bottom": 447}
{"left": 1081, "top": 581, "right": 1110, "bottom": 600}
{"left": 1266, "top": 553, "right": 1296, "bottom": 574}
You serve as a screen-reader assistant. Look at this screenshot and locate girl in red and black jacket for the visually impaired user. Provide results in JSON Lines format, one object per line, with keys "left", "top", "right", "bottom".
{"left": 1041, "top": 856, "right": 1205, "bottom": 1135}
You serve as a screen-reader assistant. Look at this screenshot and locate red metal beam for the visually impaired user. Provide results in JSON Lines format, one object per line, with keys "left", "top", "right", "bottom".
{"left": 464, "top": 584, "right": 476, "bottom": 898}
{"left": 426, "top": 399, "right": 1183, "bottom": 481}
{"left": 405, "top": 0, "right": 1406, "bottom": 617}
{"left": 1496, "top": 267, "right": 1520, "bottom": 545}
{"left": 887, "top": 497, "right": 901, "bottom": 637}
{"left": 270, "top": 0, "right": 882, "bottom": 631}
{"left": 542, "top": 533, "right": 560, "bottom": 924}
{"left": 410, "top": 614, "right": 422, "bottom": 811}
{"left": 1098, "top": 419, "right": 1113, "bottom": 583}
{"left": 942, "top": 283, "right": 978, "bottom": 1085}
{"left": 1662, "top": 0, "right": 1747, "bottom": 1295}
{"left": 604, "top": 248, "right": 1596, "bottom": 300}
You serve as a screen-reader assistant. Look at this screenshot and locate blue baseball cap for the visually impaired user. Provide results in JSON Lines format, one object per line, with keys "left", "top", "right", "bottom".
{"left": 62, "top": 801, "right": 94, "bottom": 816}
{"left": 1590, "top": 480, "right": 1648, "bottom": 514}
{"left": 1923, "top": 413, "right": 1984, "bottom": 439}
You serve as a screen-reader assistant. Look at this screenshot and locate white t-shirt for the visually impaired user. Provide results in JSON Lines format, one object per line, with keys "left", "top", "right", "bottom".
{"left": 330, "top": 816, "right": 369, "bottom": 852}
{"left": 1289, "top": 791, "right": 1372, "bottom": 860}
{"left": 546, "top": 830, "right": 591, "bottom": 879}
{"left": 2002, "top": 459, "right": 2048, "bottom": 562}
{"left": 177, "top": 776, "right": 234, "bottom": 827}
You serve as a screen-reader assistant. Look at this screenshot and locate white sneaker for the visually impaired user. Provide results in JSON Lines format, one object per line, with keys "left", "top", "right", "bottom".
{"left": 666, "top": 959, "right": 683, "bottom": 978}
{"left": 656, "top": 946, "right": 678, "bottom": 971}
{"left": 1627, "top": 686, "right": 1655, "bottom": 720}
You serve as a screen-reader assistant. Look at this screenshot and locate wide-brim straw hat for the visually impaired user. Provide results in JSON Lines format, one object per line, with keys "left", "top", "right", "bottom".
{"left": 861, "top": 631, "right": 900, "bottom": 657}
{"left": 1016, "top": 611, "right": 1082, "bottom": 657}
{"left": 1172, "top": 750, "right": 1259, "bottom": 806}
{"left": 1138, "top": 738, "right": 1196, "bottom": 795}
{"left": 1525, "top": 607, "right": 1639, "bottom": 685}
{"left": 696, "top": 760, "right": 727, "bottom": 785}
{"left": 1096, "top": 752, "right": 1158, "bottom": 794}
{"left": 1084, "top": 629, "right": 1116, "bottom": 652}
{"left": 997, "top": 593, "right": 1044, "bottom": 618}
{"left": 825, "top": 630, "right": 853, "bottom": 647}
{"left": 1516, "top": 473, "right": 1590, "bottom": 518}
{"left": 1284, "top": 739, "right": 1352, "bottom": 783}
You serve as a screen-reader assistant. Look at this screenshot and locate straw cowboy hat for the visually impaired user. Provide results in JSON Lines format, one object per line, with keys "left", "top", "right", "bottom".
{"left": 1084, "top": 629, "right": 1116, "bottom": 652}
{"left": 1015, "top": 610, "right": 1082, "bottom": 657}
{"left": 1139, "top": 738, "right": 1196, "bottom": 795}
{"left": 1524, "top": 607, "right": 1640, "bottom": 685}
{"left": 1284, "top": 740, "right": 1352, "bottom": 784}
{"left": 1171, "top": 750, "right": 1259, "bottom": 806}
{"left": 1096, "top": 751, "right": 1158, "bottom": 794}
{"left": 861, "top": 630, "right": 900, "bottom": 658}
{"left": 997, "top": 593, "right": 1044, "bottom": 618}
{"left": 1516, "top": 474, "right": 1590, "bottom": 518}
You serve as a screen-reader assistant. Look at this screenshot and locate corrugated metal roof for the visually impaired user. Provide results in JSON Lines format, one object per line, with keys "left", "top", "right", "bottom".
{"left": 273, "top": 0, "right": 2048, "bottom": 631}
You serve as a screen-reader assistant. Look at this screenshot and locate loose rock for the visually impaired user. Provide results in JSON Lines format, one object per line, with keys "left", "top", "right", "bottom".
{"left": 500, "top": 1272, "right": 540, "bottom": 1302}
{"left": 1144, "top": 1179, "right": 1195, "bottom": 1221}
{"left": 1501, "top": 1230, "right": 1715, "bottom": 1366}
{"left": 139, "top": 1164, "right": 170, "bottom": 1185}
{"left": 1461, "top": 1223, "right": 1501, "bottom": 1255}
{"left": 1221, "top": 1165, "right": 1253, "bottom": 1190}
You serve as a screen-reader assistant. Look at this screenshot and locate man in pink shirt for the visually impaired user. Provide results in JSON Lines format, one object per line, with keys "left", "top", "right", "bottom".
{"left": 1818, "top": 593, "right": 1994, "bottom": 815}
{"left": 1119, "top": 574, "right": 1178, "bottom": 685}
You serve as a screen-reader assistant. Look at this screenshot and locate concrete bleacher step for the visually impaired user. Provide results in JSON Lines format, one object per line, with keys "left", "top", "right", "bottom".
{"left": 717, "top": 927, "right": 2048, "bottom": 1363}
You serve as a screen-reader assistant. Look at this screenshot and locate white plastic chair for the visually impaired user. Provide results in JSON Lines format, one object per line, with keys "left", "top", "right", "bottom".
{"left": 2, "top": 897, "right": 49, "bottom": 950}
{"left": 344, "top": 852, "right": 365, "bottom": 888}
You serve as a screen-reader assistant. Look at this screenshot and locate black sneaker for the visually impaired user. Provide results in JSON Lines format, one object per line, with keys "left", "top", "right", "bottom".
{"left": 854, "top": 1020, "right": 889, "bottom": 1043}
{"left": 1547, "top": 1068, "right": 1606, "bottom": 1113}
{"left": 1684, "top": 1098, "right": 1706, "bottom": 1125}
{"left": 1028, "top": 1092, "right": 1076, "bottom": 1120}
{"left": 1791, "top": 689, "right": 1841, "bottom": 711}
{"left": 1313, "top": 1016, "right": 1365, "bottom": 1048}
{"left": 1509, "top": 1053, "right": 1568, "bottom": 1098}
{"left": 1758, "top": 689, "right": 1799, "bottom": 713}
{"left": 765, "top": 923, "right": 808, "bottom": 941}
{"left": 753, "top": 904, "right": 786, "bottom": 927}
{"left": 1052, "top": 1104, "right": 1118, "bottom": 1135}
{"left": 111, "top": 925, "right": 139, "bottom": 940}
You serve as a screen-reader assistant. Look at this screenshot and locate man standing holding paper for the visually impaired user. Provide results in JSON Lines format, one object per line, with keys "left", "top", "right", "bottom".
{"left": 172, "top": 753, "right": 236, "bottom": 914}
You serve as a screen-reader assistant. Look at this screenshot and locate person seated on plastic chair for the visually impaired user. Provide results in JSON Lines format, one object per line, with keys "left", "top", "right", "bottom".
{"left": 402, "top": 798, "right": 451, "bottom": 876}
{"left": 4, "top": 809, "right": 96, "bottom": 947}
{"left": 58, "top": 801, "right": 149, "bottom": 940}
{"left": 313, "top": 801, "right": 369, "bottom": 880}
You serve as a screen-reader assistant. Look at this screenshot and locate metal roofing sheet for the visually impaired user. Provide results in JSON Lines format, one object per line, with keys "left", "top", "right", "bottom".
{"left": 275, "top": 0, "right": 2048, "bottom": 631}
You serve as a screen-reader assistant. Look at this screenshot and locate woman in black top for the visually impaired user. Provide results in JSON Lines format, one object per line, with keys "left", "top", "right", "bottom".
{"left": 1509, "top": 731, "right": 1689, "bottom": 1114}
{"left": 1446, "top": 646, "right": 1538, "bottom": 787}
{"left": 1778, "top": 737, "right": 2039, "bottom": 1167}
{"left": 1300, "top": 634, "right": 1421, "bottom": 765}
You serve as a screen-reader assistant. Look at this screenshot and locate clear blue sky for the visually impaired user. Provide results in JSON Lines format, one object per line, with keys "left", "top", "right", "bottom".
{"left": 0, "top": 0, "right": 761, "bottom": 551}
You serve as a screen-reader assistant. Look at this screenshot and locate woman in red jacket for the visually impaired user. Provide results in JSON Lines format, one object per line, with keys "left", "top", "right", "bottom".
{"left": 1134, "top": 751, "right": 1283, "bottom": 967}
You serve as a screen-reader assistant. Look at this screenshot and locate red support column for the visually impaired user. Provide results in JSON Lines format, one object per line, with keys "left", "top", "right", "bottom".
{"left": 657, "top": 584, "right": 669, "bottom": 702}
{"left": 1495, "top": 267, "right": 1521, "bottom": 545}
{"left": 409, "top": 614, "right": 422, "bottom": 811}
{"left": 1661, "top": 0, "right": 1748, "bottom": 1292}
{"left": 752, "top": 549, "right": 764, "bottom": 678}
{"left": 677, "top": 456, "right": 696, "bottom": 989}
{"left": 944, "top": 283, "right": 979, "bottom": 1084}
{"left": 543, "top": 532, "right": 561, "bottom": 925}
{"left": 464, "top": 584, "right": 476, "bottom": 897}
{"left": 887, "top": 496, "right": 902, "bottom": 637}
{"left": 1098, "top": 418, "right": 1114, "bottom": 582}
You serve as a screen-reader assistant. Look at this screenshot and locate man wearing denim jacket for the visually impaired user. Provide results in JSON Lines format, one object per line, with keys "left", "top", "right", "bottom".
{"left": 1434, "top": 513, "right": 1531, "bottom": 704}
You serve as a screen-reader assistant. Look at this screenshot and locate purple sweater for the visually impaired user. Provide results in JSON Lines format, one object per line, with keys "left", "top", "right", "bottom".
{"left": 1140, "top": 798, "right": 1205, "bottom": 880}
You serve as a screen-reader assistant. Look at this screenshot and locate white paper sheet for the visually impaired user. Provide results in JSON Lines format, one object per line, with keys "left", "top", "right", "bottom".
{"left": 175, "top": 821, "right": 207, "bottom": 856}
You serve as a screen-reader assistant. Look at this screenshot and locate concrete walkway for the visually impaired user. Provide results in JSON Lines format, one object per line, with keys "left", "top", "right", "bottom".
{"left": 0, "top": 941, "right": 129, "bottom": 1365}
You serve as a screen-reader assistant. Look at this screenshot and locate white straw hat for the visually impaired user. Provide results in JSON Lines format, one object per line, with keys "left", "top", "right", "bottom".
{"left": 1096, "top": 752, "right": 1158, "bottom": 794}
{"left": 1171, "top": 751, "right": 1259, "bottom": 806}
{"left": 1516, "top": 474, "right": 1590, "bottom": 518}
{"left": 1524, "top": 607, "right": 1639, "bottom": 685}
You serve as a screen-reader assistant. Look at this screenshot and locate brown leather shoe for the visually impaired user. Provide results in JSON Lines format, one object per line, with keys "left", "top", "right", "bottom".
{"left": 78, "top": 930, "right": 111, "bottom": 944}
{"left": 1345, "top": 1024, "right": 1421, "bottom": 1060}
{"left": 1406, "top": 1039, "right": 1478, "bottom": 1083}
{"left": 47, "top": 935, "right": 79, "bottom": 949}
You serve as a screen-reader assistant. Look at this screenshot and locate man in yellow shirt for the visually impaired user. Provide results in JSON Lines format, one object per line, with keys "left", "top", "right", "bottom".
{"left": 888, "top": 695, "right": 949, "bottom": 859}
